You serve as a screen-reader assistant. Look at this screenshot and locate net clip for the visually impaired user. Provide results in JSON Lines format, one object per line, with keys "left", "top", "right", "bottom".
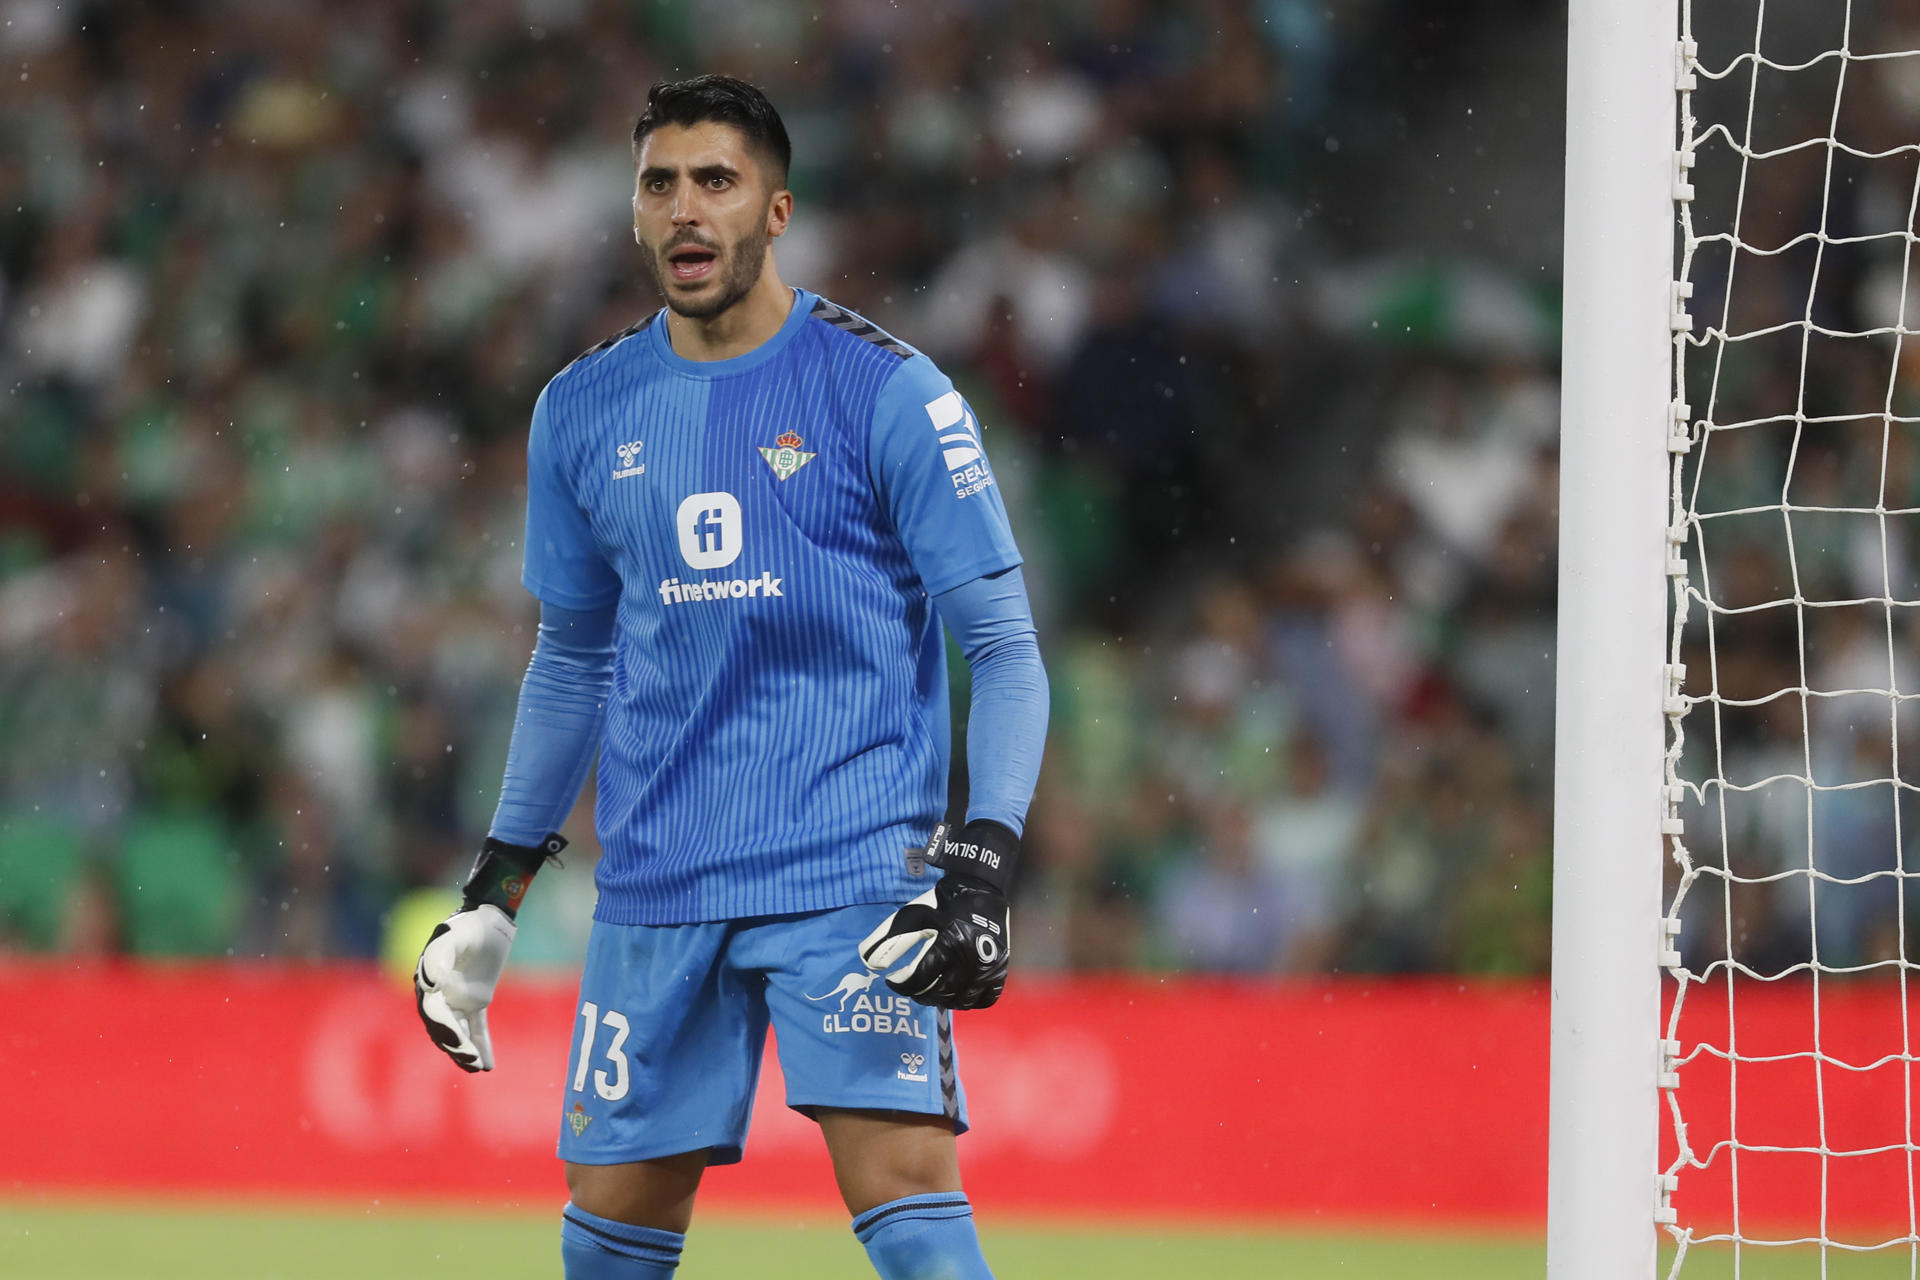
{"left": 1674, "top": 37, "right": 1698, "bottom": 92}
{"left": 1664, "top": 499, "right": 1690, "bottom": 569}
{"left": 1664, "top": 663, "right": 1689, "bottom": 714}
{"left": 1655, "top": 1173, "right": 1680, "bottom": 1225}
{"left": 1660, "top": 916, "right": 1683, "bottom": 967}
{"left": 1658, "top": 1039, "right": 1682, "bottom": 1090}
{"left": 1672, "top": 150, "right": 1695, "bottom": 203}
{"left": 1668, "top": 401, "right": 1693, "bottom": 456}
{"left": 1670, "top": 282, "right": 1694, "bottom": 333}
{"left": 1666, "top": 520, "right": 1691, "bottom": 575}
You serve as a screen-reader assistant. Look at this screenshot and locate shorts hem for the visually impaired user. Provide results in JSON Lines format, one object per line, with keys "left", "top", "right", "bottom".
{"left": 558, "top": 1138, "right": 747, "bottom": 1167}
{"left": 784, "top": 1092, "right": 970, "bottom": 1137}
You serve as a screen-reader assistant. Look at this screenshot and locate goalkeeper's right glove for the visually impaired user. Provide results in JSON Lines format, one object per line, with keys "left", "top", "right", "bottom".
{"left": 413, "top": 832, "right": 565, "bottom": 1073}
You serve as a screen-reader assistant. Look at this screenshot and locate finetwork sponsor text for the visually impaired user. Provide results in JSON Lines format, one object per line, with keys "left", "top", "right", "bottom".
{"left": 657, "top": 573, "right": 784, "bottom": 604}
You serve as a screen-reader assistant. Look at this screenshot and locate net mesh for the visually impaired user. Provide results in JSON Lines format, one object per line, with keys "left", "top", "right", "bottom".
{"left": 1664, "top": 1, "right": 1920, "bottom": 1273}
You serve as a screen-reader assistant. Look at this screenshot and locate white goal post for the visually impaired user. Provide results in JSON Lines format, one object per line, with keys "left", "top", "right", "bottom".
{"left": 1556, "top": 1, "right": 1920, "bottom": 1275}
{"left": 1551, "top": 1, "right": 1676, "bottom": 1277}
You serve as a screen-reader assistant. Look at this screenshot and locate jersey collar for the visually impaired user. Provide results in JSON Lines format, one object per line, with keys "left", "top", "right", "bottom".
{"left": 647, "top": 286, "right": 813, "bottom": 378}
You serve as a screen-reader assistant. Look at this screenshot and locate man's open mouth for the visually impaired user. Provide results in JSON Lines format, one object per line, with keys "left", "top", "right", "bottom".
{"left": 667, "top": 244, "right": 719, "bottom": 281}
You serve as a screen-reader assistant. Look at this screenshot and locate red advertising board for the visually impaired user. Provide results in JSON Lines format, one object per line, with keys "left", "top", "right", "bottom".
{"left": 0, "top": 964, "right": 1545, "bottom": 1225}
{"left": 1661, "top": 978, "right": 1920, "bottom": 1241}
{"left": 0, "top": 962, "right": 1907, "bottom": 1233}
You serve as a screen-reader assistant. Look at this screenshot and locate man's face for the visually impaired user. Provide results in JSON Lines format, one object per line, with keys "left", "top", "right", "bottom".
{"left": 632, "top": 121, "right": 790, "bottom": 320}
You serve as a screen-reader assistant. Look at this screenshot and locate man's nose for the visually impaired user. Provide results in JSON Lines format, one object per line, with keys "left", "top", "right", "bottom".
{"left": 670, "top": 182, "right": 698, "bottom": 225}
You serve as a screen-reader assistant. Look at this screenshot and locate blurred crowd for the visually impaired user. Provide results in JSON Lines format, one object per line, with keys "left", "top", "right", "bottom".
{"left": 1, "top": 0, "right": 1573, "bottom": 973}
{"left": 1666, "top": 8, "right": 1920, "bottom": 978}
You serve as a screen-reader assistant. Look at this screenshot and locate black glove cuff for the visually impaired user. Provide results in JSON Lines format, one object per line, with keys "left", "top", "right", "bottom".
{"left": 460, "top": 832, "right": 567, "bottom": 919}
{"left": 926, "top": 819, "right": 1019, "bottom": 896}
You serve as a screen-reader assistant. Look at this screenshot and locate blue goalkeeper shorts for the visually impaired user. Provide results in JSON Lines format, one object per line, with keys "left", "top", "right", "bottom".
{"left": 556, "top": 904, "right": 968, "bottom": 1166}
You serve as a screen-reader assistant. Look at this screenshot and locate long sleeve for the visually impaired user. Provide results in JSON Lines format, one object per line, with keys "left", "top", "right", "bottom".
{"left": 486, "top": 600, "right": 617, "bottom": 845}
{"left": 931, "top": 567, "right": 1049, "bottom": 836}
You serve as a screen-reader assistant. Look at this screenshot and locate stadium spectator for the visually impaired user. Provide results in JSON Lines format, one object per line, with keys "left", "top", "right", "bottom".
{"left": 13, "top": 0, "right": 1901, "bottom": 979}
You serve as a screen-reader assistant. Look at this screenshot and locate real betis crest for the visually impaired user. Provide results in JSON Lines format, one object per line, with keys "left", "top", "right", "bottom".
{"left": 758, "top": 431, "right": 817, "bottom": 481}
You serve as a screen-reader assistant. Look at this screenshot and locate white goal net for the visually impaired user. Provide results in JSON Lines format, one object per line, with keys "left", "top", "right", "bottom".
{"left": 1662, "top": 1, "right": 1920, "bottom": 1273}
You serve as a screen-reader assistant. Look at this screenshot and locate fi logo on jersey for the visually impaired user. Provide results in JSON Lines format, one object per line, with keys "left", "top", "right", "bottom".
{"left": 660, "top": 490, "right": 783, "bottom": 604}
{"left": 675, "top": 492, "right": 742, "bottom": 569}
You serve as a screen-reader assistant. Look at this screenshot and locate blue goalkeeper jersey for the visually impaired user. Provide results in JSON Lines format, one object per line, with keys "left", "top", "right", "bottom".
{"left": 521, "top": 287, "right": 1022, "bottom": 924}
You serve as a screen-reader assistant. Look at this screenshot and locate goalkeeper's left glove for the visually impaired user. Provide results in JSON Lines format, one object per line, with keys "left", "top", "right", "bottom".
{"left": 414, "top": 832, "right": 565, "bottom": 1073}
{"left": 859, "top": 820, "right": 1017, "bottom": 1011}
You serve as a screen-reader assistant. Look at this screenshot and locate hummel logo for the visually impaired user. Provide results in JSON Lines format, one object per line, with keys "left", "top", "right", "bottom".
{"left": 613, "top": 440, "right": 645, "bottom": 479}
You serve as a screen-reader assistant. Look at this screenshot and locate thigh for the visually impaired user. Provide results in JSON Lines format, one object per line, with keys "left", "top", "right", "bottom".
{"left": 815, "top": 1107, "right": 962, "bottom": 1216}
{"left": 752, "top": 905, "right": 970, "bottom": 1133}
{"left": 560, "top": 919, "right": 769, "bottom": 1168}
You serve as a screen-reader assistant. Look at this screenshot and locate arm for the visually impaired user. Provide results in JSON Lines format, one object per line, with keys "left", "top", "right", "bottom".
{"left": 932, "top": 567, "right": 1048, "bottom": 837}
{"left": 861, "top": 353, "right": 1042, "bottom": 834}
{"left": 482, "top": 378, "right": 622, "bottom": 889}
{"left": 416, "top": 603, "right": 615, "bottom": 1069}
{"left": 486, "top": 601, "right": 617, "bottom": 846}
{"left": 417, "top": 381, "right": 621, "bottom": 1072}
{"left": 855, "top": 357, "right": 1047, "bottom": 1009}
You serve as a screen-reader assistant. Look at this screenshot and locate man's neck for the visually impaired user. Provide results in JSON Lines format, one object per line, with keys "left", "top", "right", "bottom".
{"left": 664, "top": 264, "right": 793, "bottom": 362}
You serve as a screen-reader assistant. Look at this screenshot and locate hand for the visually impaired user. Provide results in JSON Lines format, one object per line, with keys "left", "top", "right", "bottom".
{"left": 413, "top": 831, "right": 565, "bottom": 1072}
{"left": 414, "top": 904, "right": 516, "bottom": 1072}
{"left": 859, "top": 872, "right": 1010, "bottom": 1011}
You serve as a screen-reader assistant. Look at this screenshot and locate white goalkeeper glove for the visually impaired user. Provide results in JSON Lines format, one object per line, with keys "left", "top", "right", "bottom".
{"left": 414, "top": 904, "right": 515, "bottom": 1072}
{"left": 413, "top": 832, "right": 565, "bottom": 1073}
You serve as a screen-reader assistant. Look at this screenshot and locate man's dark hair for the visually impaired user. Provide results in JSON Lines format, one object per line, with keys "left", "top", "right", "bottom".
{"left": 631, "top": 75, "right": 791, "bottom": 184}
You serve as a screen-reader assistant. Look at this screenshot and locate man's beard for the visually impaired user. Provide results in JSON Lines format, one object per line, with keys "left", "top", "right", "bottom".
{"left": 646, "top": 220, "right": 771, "bottom": 321}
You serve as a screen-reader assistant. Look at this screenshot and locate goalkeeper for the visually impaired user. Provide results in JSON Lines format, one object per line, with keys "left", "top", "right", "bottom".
{"left": 413, "top": 75, "right": 1047, "bottom": 1280}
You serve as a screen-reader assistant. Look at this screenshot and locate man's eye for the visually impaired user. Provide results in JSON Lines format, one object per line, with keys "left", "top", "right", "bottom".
{"left": 708, "top": 177, "right": 729, "bottom": 190}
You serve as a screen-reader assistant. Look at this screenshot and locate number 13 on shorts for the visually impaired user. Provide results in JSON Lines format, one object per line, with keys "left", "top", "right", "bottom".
{"left": 572, "top": 1001, "right": 631, "bottom": 1101}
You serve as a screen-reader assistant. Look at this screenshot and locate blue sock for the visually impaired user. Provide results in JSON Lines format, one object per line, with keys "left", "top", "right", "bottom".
{"left": 852, "top": 1192, "right": 993, "bottom": 1280}
{"left": 560, "top": 1202, "right": 684, "bottom": 1278}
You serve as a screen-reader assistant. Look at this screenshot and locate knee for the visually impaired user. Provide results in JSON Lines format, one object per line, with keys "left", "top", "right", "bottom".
{"left": 841, "top": 1157, "right": 962, "bottom": 1216}
{"left": 565, "top": 1155, "right": 706, "bottom": 1234}
{"left": 822, "top": 1114, "right": 962, "bottom": 1215}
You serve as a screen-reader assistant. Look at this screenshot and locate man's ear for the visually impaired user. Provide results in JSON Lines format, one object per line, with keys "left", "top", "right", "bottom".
{"left": 766, "top": 188, "right": 793, "bottom": 240}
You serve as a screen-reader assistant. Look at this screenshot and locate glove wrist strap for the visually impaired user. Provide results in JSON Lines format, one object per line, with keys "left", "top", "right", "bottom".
{"left": 460, "top": 832, "right": 566, "bottom": 919}
{"left": 926, "top": 819, "right": 1019, "bottom": 896}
